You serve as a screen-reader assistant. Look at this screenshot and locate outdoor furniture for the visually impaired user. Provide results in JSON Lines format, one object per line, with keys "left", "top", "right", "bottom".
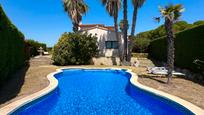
{"left": 147, "top": 67, "right": 166, "bottom": 73}
{"left": 147, "top": 66, "right": 185, "bottom": 76}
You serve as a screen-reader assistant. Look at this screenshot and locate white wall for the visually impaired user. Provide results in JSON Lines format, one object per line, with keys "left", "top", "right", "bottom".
{"left": 82, "top": 27, "right": 123, "bottom": 57}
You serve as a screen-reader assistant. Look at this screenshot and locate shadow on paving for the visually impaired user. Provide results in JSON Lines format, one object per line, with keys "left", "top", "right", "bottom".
{"left": 0, "top": 64, "right": 30, "bottom": 105}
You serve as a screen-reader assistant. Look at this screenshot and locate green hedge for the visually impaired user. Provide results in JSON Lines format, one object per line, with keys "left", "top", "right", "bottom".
{"left": 0, "top": 5, "right": 26, "bottom": 84}
{"left": 25, "top": 39, "right": 47, "bottom": 57}
{"left": 135, "top": 21, "right": 193, "bottom": 41}
{"left": 149, "top": 25, "right": 204, "bottom": 72}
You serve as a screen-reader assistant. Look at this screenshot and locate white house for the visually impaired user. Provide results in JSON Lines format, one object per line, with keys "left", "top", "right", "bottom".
{"left": 79, "top": 24, "right": 124, "bottom": 57}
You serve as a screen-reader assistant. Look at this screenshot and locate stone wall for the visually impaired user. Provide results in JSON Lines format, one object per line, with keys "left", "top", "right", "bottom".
{"left": 92, "top": 57, "right": 120, "bottom": 66}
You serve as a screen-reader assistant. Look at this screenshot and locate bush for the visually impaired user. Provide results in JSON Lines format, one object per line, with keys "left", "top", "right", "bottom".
{"left": 52, "top": 32, "right": 98, "bottom": 65}
{"left": 134, "top": 20, "right": 202, "bottom": 55}
{"left": 149, "top": 25, "right": 204, "bottom": 73}
{"left": 193, "top": 20, "right": 204, "bottom": 26}
{"left": 25, "top": 39, "right": 47, "bottom": 57}
{"left": 135, "top": 21, "right": 192, "bottom": 41}
{"left": 132, "top": 37, "right": 151, "bottom": 53}
{"left": 0, "top": 5, "right": 26, "bottom": 84}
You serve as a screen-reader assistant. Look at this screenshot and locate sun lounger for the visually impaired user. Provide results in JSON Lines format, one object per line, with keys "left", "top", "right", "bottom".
{"left": 147, "top": 66, "right": 185, "bottom": 76}
{"left": 153, "top": 70, "right": 185, "bottom": 76}
{"left": 147, "top": 67, "right": 166, "bottom": 73}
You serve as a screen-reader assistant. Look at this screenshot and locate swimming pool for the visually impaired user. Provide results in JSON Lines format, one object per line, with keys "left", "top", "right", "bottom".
{"left": 12, "top": 69, "right": 194, "bottom": 115}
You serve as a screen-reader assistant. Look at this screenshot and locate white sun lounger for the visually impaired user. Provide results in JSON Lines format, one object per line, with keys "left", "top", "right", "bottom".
{"left": 147, "top": 67, "right": 185, "bottom": 76}
{"left": 153, "top": 70, "right": 185, "bottom": 76}
{"left": 147, "top": 67, "right": 167, "bottom": 73}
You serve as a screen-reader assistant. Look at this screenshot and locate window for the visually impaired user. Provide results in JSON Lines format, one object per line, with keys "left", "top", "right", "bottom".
{"left": 105, "top": 41, "right": 118, "bottom": 49}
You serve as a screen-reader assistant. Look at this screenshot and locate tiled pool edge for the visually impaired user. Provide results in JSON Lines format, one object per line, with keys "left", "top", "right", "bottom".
{"left": 126, "top": 69, "right": 204, "bottom": 115}
{"left": 0, "top": 67, "right": 203, "bottom": 115}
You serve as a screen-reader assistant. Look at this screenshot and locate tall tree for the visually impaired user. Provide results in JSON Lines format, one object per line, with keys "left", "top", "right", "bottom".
{"left": 156, "top": 4, "right": 184, "bottom": 84}
{"left": 63, "top": 0, "right": 88, "bottom": 32}
{"left": 128, "top": 0, "right": 146, "bottom": 61}
{"left": 119, "top": 19, "right": 129, "bottom": 32}
{"left": 130, "top": 0, "right": 145, "bottom": 36}
{"left": 101, "top": 0, "right": 123, "bottom": 61}
{"left": 123, "top": 0, "right": 128, "bottom": 62}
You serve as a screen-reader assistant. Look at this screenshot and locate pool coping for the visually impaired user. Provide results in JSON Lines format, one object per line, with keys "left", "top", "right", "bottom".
{"left": 0, "top": 67, "right": 203, "bottom": 115}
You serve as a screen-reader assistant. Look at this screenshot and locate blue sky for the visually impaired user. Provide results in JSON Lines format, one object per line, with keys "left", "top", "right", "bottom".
{"left": 0, "top": 0, "right": 204, "bottom": 47}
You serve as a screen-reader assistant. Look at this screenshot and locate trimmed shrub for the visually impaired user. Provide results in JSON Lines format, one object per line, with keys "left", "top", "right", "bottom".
{"left": 133, "top": 21, "right": 196, "bottom": 53}
{"left": 0, "top": 5, "right": 26, "bottom": 84}
{"left": 135, "top": 21, "right": 192, "bottom": 41}
{"left": 25, "top": 39, "right": 47, "bottom": 57}
{"left": 149, "top": 25, "right": 204, "bottom": 72}
{"left": 52, "top": 32, "right": 98, "bottom": 65}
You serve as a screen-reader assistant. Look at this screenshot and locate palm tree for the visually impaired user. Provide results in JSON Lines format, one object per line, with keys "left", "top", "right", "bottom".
{"left": 128, "top": 0, "right": 146, "bottom": 61}
{"left": 131, "top": 0, "right": 145, "bottom": 36}
{"left": 101, "top": 0, "right": 123, "bottom": 61}
{"left": 119, "top": 20, "right": 124, "bottom": 32}
{"left": 63, "top": 0, "right": 88, "bottom": 32}
{"left": 156, "top": 4, "right": 184, "bottom": 84}
{"left": 119, "top": 19, "right": 129, "bottom": 33}
{"left": 123, "top": 0, "right": 128, "bottom": 62}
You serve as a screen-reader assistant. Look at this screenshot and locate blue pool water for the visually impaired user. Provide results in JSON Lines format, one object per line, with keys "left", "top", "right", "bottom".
{"left": 12, "top": 69, "right": 194, "bottom": 115}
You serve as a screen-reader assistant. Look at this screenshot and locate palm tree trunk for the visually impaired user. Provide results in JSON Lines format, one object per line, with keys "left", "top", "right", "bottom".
{"left": 123, "top": 0, "right": 128, "bottom": 62}
{"left": 165, "top": 18, "right": 174, "bottom": 84}
{"left": 73, "top": 22, "right": 79, "bottom": 32}
{"left": 114, "top": 15, "right": 123, "bottom": 62}
{"left": 128, "top": 4, "right": 139, "bottom": 62}
{"left": 131, "top": 4, "right": 138, "bottom": 36}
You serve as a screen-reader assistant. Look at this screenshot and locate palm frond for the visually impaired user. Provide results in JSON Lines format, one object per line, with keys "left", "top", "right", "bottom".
{"left": 154, "top": 17, "right": 161, "bottom": 23}
{"left": 101, "top": 0, "right": 107, "bottom": 5}
{"left": 158, "top": 4, "right": 184, "bottom": 21}
{"left": 63, "top": 0, "right": 88, "bottom": 24}
{"left": 101, "top": 0, "right": 121, "bottom": 17}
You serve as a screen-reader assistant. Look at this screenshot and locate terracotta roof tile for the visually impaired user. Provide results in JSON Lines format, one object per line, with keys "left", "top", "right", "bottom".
{"left": 79, "top": 24, "right": 114, "bottom": 31}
